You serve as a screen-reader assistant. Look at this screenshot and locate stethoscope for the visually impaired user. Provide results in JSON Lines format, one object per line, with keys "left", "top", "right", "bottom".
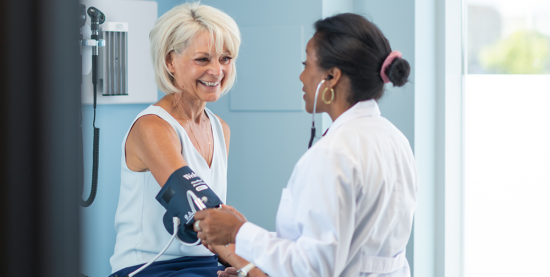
{"left": 308, "top": 76, "right": 332, "bottom": 149}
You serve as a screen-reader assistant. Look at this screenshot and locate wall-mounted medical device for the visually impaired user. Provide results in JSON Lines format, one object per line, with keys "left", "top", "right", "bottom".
{"left": 101, "top": 22, "right": 129, "bottom": 96}
{"left": 81, "top": 0, "right": 158, "bottom": 105}
{"left": 80, "top": 5, "right": 106, "bottom": 207}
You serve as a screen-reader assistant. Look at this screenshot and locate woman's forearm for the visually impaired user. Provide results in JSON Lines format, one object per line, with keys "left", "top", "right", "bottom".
{"left": 214, "top": 244, "right": 247, "bottom": 267}
{"left": 213, "top": 244, "right": 269, "bottom": 277}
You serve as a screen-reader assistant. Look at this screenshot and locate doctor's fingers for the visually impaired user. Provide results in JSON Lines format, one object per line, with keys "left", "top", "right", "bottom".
{"left": 197, "top": 229, "right": 226, "bottom": 247}
{"left": 194, "top": 209, "right": 209, "bottom": 221}
{"left": 204, "top": 242, "right": 217, "bottom": 254}
{"left": 198, "top": 225, "right": 235, "bottom": 246}
{"left": 199, "top": 215, "right": 237, "bottom": 244}
{"left": 197, "top": 231, "right": 210, "bottom": 246}
{"left": 195, "top": 208, "right": 244, "bottom": 232}
{"left": 193, "top": 209, "right": 211, "bottom": 233}
{"left": 194, "top": 208, "right": 245, "bottom": 244}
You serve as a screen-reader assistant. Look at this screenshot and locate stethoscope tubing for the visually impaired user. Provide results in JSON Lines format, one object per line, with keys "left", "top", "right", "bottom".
{"left": 309, "top": 80, "right": 326, "bottom": 149}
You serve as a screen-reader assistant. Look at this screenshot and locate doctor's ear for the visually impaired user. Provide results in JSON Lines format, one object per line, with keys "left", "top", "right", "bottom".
{"left": 325, "top": 67, "right": 342, "bottom": 87}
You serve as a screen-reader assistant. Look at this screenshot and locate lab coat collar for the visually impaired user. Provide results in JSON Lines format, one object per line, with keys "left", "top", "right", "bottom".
{"left": 325, "top": 99, "right": 381, "bottom": 136}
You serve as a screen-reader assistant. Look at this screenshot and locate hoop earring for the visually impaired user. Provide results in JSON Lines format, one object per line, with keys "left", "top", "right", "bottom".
{"left": 322, "top": 88, "right": 335, "bottom": 104}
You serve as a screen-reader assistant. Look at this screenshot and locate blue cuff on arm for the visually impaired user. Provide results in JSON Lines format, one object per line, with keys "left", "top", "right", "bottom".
{"left": 156, "top": 166, "right": 224, "bottom": 245}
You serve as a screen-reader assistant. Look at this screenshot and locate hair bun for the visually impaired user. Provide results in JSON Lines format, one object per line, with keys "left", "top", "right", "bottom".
{"left": 387, "top": 58, "right": 410, "bottom": 87}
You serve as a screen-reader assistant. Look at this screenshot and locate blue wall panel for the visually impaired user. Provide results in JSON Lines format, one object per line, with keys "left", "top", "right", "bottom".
{"left": 230, "top": 25, "right": 305, "bottom": 111}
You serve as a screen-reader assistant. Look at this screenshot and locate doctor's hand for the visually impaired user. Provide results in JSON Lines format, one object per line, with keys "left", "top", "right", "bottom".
{"left": 194, "top": 207, "right": 246, "bottom": 246}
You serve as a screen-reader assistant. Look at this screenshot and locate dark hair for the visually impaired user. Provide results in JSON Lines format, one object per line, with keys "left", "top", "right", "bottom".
{"left": 313, "top": 13, "right": 410, "bottom": 104}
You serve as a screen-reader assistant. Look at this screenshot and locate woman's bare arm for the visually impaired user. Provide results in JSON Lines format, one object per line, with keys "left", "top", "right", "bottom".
{"left": 212, "top": 244, "right": 268, "bottom": 277}
{"left": 125, "top": 114, "right": 187, "bottom": 186}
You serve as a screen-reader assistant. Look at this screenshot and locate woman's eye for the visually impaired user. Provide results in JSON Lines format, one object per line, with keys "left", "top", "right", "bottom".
{"left": 220, "top": 56, "right": 232, "bottom": 64}
{"left": 196, "top": 58, "right": 209, "bottom": 62}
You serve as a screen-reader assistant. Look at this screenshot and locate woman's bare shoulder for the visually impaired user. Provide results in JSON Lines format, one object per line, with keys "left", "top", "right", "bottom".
{"left": 126, "top": 114, "right": 186, "bottom": 183}
{"left": 215, "top": 115, "right": 230, "bottom": 136}
{"left": 133, "top": 114, "right": 174, "bottom": 134}
{"left": 215, "top": 115, "right": 231, "bottom": 154}
{"left": 128, "top": 114, "right": 181, "bottom": 154}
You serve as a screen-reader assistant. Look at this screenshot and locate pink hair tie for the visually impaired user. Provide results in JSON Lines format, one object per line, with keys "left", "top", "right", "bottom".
{"left": 380, "top": 51, "right": 402, "bottom": 84}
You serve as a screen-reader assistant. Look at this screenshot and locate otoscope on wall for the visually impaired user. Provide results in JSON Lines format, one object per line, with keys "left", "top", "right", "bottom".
{"left": 80, "top": 6, "right": 106, "bottom": 207}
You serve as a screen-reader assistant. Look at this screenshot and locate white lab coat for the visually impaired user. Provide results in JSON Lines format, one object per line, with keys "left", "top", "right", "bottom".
{"left": 235, "top": 100, "right": 418, "bottom": 277}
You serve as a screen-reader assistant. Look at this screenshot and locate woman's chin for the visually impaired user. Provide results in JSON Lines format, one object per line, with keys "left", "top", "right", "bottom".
{"left": 204, "top": 95, "right": 221, "bottom": 102}
{"left": 199, "top": 90, "right": 222, "bottom": 102}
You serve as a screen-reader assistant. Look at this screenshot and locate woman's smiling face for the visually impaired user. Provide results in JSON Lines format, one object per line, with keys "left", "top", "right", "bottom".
{"left": 167, "top": 31, "right": 233, "bottom": 102}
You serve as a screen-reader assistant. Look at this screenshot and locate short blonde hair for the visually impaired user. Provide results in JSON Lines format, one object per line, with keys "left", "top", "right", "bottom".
{"left": 150, "top": 2, "right": 241, "bottom": 95}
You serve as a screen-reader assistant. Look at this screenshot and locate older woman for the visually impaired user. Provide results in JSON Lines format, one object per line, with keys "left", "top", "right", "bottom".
{"left": 194, "top": 13, "right": 418, "bottom": 277}
{"left": 109, "top": 3, "right": 241, "bottom": 276}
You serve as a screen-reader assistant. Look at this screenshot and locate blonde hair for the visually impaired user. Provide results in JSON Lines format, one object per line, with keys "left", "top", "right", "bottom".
{"left": 149, "top": 2, "right": 241, "bottom": 95}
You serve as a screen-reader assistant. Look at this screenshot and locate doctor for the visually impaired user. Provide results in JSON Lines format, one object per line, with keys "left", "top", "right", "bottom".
{"left": 194, "top": 13, "right": 418, "bottom": 277}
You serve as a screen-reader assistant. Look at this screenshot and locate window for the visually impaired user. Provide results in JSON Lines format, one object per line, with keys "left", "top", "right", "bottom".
{"left": 464, "top": 0, "right": 550, "bottom": 276}
{"left": 468, "top": 0, "right": 550, "bottom": 74}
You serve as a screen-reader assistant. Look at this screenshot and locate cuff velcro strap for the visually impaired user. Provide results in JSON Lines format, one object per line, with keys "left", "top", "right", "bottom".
{"left": 156, "top": 166, "right": 223, "bottom": 245}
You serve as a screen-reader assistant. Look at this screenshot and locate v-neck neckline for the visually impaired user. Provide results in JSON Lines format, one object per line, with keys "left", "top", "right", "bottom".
{"left": 155, "top": 105, "right": 216, "bottom": 170}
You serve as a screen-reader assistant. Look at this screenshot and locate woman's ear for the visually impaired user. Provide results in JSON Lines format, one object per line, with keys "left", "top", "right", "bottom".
{"left": 326, "top": 67, "right": 342, "bottom": 88}
{"left": 166, "top": 51, "right": 176, "bottom": 74}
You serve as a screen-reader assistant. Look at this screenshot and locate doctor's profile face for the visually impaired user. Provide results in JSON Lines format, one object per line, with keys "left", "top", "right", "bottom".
{"left": 166, "top": 31, "right": 233, "bottom": 102}
{"left": 300, "top": 37, "right": 329, "bottom": 114}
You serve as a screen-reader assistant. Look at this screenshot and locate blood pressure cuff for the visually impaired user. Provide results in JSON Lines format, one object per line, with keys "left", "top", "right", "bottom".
{"left": 156, "top": 166, "right": 223, "bottom": 244}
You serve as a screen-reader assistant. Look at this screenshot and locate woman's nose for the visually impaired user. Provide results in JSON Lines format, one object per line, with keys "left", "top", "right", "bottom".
{"left": 207, "top": 59, "right": 222, "bottom": 76}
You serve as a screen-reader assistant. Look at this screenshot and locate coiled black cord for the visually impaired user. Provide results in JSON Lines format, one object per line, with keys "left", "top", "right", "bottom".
{"left": 81, "top": 56, "right": 100, "bottom": 207}
{"left": 81, "top": 126, "right": 99, "bottom": 207}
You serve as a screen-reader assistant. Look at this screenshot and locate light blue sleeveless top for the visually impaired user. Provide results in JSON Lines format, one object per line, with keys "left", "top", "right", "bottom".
{"left": 110, "top": 105, "right": 228, "bottom": 273}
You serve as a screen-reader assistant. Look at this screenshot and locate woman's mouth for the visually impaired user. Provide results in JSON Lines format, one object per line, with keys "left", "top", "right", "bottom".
{"left": 198, "top": 80, "right": 220, "bottom": 87}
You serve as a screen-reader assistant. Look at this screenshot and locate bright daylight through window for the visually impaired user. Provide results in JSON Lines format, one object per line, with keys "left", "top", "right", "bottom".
{"left": 465, "top": 0, "right": 550, "bottom": 276}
